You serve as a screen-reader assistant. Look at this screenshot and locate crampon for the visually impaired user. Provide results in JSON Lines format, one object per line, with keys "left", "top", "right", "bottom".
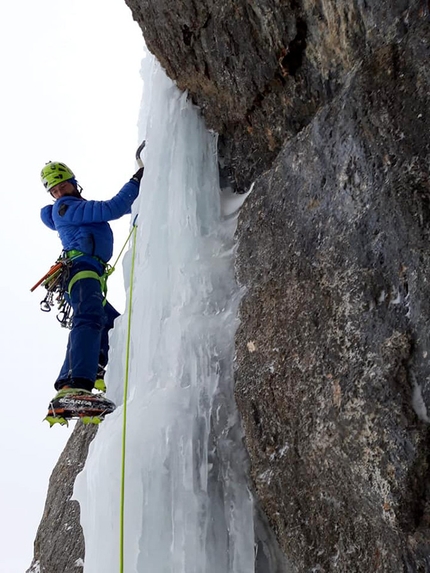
{"left": 44, "top": 388, "right": 116, "bottom": 427}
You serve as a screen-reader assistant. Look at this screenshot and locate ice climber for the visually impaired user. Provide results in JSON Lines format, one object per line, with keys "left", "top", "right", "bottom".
{"left": 39, "top": 160, "right": 143, "bottom": 425}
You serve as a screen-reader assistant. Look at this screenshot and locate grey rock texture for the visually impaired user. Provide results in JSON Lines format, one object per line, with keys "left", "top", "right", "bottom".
{"left": 123, "top": 0, "right": 430, "bottom": 570}
{"left": 26, "top": 424, "right": 97, "bottom": 573}
{"left": 125, "top": 0, "right": 430, "bottom": 193}
{"left": 235, "top": 54, "right": 430, "bottom": 570}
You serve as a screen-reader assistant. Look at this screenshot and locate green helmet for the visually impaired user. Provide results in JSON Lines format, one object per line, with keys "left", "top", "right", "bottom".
{"left": 41, "top": 162, "right": 75, "bottom": 192}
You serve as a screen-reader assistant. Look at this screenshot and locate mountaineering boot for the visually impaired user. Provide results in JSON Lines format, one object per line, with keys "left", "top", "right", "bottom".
{"left": 45, "top": 387, "right": 116, "bottom": 427}
{"left": 94, "top": 364, "right": 107, "bottom": 392}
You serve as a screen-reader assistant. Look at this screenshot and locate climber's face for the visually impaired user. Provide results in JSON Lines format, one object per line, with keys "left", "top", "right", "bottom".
{"left": 50, "top": 180, "right": 76, "bottom": 199}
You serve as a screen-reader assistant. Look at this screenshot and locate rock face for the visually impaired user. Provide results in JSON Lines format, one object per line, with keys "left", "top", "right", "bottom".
{"left": 26, "top": 424, "right": 97, "bottom": 573}
{"left": 125, "top": 0, "right": 429, "bottom": 194}
{"left": 235, "top": 56, "right": 430, "bottom": 570}
{"left": 123, "top": 0, "right": 430, "bottom": 571}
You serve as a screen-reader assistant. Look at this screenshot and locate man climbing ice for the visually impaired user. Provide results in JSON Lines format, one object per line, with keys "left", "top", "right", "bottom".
{"left": 39, "top": 160, "right": 143, "bottom": 425}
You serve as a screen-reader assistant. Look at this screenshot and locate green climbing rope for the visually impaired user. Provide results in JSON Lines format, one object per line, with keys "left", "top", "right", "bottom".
{"left": 119, "top": 221, "right": 138, "bottom": 573}
{"left": 109, "top": 224, "right": 137, "bottom": 276}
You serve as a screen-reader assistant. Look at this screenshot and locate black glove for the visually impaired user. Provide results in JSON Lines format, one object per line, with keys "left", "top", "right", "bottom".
{"left": 131, "top": 166, "right": 144, "bottom": 183}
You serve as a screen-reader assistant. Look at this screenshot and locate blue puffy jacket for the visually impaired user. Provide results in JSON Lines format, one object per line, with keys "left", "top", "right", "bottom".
{"left": 41, "top": 179, "right": 139, "bottom": 263}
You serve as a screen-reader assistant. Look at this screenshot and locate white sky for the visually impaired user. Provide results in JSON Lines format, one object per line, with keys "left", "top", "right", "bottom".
{"left": 0, "top": 1, "right": 144, "bottom": 571}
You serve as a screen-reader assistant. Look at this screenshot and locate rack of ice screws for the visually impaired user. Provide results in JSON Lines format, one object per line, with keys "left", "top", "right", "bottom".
{"left": 38, "top": 258, "right": 74, "bottom": 329}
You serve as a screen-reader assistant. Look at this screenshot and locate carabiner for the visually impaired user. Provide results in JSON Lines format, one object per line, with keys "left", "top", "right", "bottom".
{"left": 40, "top": 292, "right": 54, "bottom": 312}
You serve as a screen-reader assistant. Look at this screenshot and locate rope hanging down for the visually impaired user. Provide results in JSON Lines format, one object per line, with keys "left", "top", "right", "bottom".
{"left": 119, "top": 217, "right": 138, "bottom": 573}
{"left": 119, "top": 142, "right": 144, "bottom": 571}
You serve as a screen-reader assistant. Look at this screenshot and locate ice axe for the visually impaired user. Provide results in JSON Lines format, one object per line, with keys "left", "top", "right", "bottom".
{"left": 135, "top": 140, "right": 146, "bottom": 169}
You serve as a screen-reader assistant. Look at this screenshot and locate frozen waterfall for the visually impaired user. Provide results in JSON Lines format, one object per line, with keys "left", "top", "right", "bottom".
{"left": 74, "top": 51, "right": 282, "bottom": 573}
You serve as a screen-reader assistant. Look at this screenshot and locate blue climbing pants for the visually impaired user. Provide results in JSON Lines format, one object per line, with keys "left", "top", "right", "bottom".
{"left": 55, "top": 262, "right": 120, "bottom": 391}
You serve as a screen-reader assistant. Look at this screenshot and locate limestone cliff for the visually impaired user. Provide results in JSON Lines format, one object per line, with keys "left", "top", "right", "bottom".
{"left": 29, "top": 1, "right": 430, "bottom": 571}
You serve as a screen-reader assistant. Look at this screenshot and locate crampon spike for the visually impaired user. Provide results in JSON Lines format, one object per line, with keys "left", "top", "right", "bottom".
{"left": 44, "top": 415, "right": 69, "bottom": 427}
{"left": 94, "top": 379, "right": 107, "bottom": 393}
{"left": 81, "top": 416, "right": 103, "bottom": 425}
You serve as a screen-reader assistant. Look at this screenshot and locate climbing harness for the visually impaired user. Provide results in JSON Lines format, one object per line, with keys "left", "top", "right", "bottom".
{"left": 30, "top": 252, "right": 103, "bottom": 328}
{"left": 30, "top": 226, "right": 136, "bottom": 329}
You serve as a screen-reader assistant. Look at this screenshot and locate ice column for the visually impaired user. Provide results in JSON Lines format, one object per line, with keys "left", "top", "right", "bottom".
{"left": 75, "top": 51, "right": 255, "bottom": 573}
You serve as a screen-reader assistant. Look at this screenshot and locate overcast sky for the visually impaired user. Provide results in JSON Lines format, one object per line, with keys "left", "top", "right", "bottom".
{"left": 0, "top": 1, "right": 144, "bottom": 571}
